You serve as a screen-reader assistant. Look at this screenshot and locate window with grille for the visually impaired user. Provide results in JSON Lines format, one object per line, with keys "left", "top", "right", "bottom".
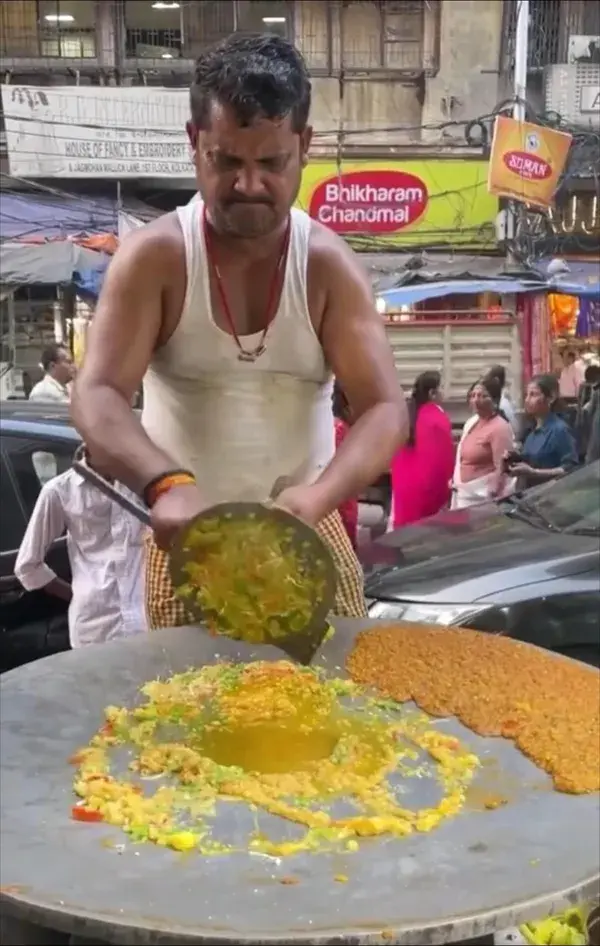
{"left": 297, "top": 0, "right": 426, "bottom": 74}
{"left": 40, "top": 34, "right": 96, "bottom": 58}
{"left": 37, "top": 0, "right": 96, "bottom": 58}
{"left": 342, "top": 1, "right": 424, "bottom": 70}
{"left": 125, "top": 0, "right": 183, "bottom": 59}
{"left": 502, "top": 0, "right": 565, "bottom": 73}
{"left": 129, "top": 1, "right": 291, "bottom": 60}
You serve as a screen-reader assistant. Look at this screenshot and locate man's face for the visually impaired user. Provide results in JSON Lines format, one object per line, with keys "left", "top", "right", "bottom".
{"left": 187, "top": 103, "right": 312, "bottom": 239}
{"left": 52, "top": 348, "right": 75, "bottom": 385}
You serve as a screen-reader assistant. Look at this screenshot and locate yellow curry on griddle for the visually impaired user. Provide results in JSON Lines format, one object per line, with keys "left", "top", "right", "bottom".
{"left": 70, "top": 661, "right": 480, "bottom": 855}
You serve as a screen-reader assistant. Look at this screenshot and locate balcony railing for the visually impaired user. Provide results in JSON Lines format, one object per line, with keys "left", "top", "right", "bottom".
{"left": 0, "top": 0, "right": 292, "bottom": 63}
{"left": 1, "top": 0, "right": 432, "bottom": 75}
{"left": 1, "top": 0, "right": 97, "bottom": 59}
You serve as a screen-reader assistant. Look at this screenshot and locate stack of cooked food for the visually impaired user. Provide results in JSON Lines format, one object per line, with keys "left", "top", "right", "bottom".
{"left": 347, "top": 624, "right": 600, "bottom": 794}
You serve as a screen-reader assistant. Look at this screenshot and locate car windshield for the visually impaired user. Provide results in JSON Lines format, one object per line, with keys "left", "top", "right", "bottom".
{"left": 518, "top": 460, "right": 600, "bottom": 533}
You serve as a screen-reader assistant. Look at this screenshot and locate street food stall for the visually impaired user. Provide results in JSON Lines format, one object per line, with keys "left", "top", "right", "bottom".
{"left": 1, "top": 620, "right": 598, "bottom": 945}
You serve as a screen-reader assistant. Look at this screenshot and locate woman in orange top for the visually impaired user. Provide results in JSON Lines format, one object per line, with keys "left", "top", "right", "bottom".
{"left": 451, "top": 376, "right": 515, "bottom": 509}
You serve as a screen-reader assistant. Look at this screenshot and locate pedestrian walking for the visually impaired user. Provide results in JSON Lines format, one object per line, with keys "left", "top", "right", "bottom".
{"left": 390, "top": 370, "right": 454, "bottom": 527}
{"left": 507, "top": 374, "right": 578, "bottom": 488}
{"left": 485, "top": 364, "right": 520, "bottom": 438}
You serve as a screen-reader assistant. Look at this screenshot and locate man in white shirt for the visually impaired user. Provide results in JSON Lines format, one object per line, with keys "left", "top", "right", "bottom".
{"left": 15, "top": 457, "right": 147, "bottom": 648}
{"left": 28, "top": 344, "right": 75, "bottom": 403}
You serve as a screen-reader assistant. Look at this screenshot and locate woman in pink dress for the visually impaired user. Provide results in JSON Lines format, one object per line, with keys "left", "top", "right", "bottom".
{"left": 391, "top": 371, "right": 454, "bottom": 528}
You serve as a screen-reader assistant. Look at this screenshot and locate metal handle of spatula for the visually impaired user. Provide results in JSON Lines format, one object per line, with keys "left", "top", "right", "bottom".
{"left": 73, "top": 460, "right": 152, "bottom": 526}
{"left": 73, "top": 463, "right": 295, "bottom": 525}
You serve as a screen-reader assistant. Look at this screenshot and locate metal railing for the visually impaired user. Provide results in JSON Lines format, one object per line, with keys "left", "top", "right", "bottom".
{"left": 1, "top": 0, "right": 432, "bottom": 76}
{"left": 1, "top": 0, "right": 97, "bottom": 59}
{"left": 501, "top": 0, "right": 600, "bottom": 75}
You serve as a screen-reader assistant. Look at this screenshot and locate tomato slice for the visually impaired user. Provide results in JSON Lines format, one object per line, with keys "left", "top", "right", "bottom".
{"left": 71, "top": 806, "right": 103, "bottom": 823}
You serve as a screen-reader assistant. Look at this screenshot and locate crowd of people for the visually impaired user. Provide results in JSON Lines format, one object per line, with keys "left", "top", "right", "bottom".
{"left": 18, "top": 344, "right": 598, "bottom": 658}
{"left": 334, "top": 355, "right": 598, "bottom": 544}
{"left": 330, "top": 336, "right": 599, "bottom": 545}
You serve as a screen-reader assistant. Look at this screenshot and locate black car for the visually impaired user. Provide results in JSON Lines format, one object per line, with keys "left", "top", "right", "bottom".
{"left": 365, "top": 460, "right": 600, "bottom": 666}
{"left": 0, "top": 402, "right": 79, "bottom": 671}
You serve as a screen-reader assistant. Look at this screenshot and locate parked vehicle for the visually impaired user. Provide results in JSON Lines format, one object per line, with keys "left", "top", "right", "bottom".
{"left": 5, "top": 403, "right": 598, "bottom": 672}
{"left": 364, "top": 461, "right": 600, "bottom": 666}
{"left": 0, "top": 402, "right": 77, "bottom": 672}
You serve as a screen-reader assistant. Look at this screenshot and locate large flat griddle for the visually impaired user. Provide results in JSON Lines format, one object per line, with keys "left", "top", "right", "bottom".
{"left": 1, "top": 619, "right": 598, "bottom": 946}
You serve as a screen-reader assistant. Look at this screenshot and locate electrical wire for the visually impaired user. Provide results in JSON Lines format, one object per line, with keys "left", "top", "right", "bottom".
{"left": 1, "top": 90, "right": 597, "bottom": 253}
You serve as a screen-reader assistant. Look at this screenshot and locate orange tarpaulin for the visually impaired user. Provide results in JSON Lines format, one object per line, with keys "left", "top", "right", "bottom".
{"left": 14, "top": 233, "right": 119, "bottom": 255}
{"left": 77, "top": 233, "right": 119, "bottom": 254}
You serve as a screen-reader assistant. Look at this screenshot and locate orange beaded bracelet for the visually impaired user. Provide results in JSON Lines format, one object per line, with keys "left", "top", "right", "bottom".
{"left": 143, "top": 470, "right": 196, "bottom": 509}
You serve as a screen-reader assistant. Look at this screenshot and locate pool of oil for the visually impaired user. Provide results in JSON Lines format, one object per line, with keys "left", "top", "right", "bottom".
{"left": 464, "top": 755, "right": 549, "bottom": 811}
{"left": 194, "top": 706, "right": 394, "bottom": 777}
{"left": 196, "top": 719, "right": 340, "bottom": 774}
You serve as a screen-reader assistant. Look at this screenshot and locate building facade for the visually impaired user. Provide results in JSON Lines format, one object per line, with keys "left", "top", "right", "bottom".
{"left": 1, "top": 1, "right": 596, "bottom": 214}
{"left": 499, "top": 0, "right": 600, "bottom": 256}
{"left": 1, "top": 0, "right": 506, "bottom": 160}
{"left": 2, "top": 2, "right": 596, "bottom": 401}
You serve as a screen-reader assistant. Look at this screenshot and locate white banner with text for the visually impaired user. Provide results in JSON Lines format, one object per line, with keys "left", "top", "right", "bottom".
{"left": 1, "top": 85, "right": 193, "bottom": 178}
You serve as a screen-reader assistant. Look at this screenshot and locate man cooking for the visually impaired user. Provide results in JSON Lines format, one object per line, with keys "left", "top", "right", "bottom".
{"left": 71, "top": 32, "right": 406, "bottom": 628}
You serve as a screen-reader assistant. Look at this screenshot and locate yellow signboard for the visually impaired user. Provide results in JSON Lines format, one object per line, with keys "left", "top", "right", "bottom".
{"left": 488, "top": 116, "right": 572, "bottom": 210}
{"left": 295, "top": 159, "right": 497, "bottom": 248}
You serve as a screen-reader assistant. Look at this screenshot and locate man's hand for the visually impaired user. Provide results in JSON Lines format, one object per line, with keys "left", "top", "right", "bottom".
{"left": 275, "top": 484, "right": 328, "bottom": 527}
{"left": 46, "top": 577, "right": 73, "bottom": 603}
{"left": 150, "top": 483, "right": 207, "bottom": 550}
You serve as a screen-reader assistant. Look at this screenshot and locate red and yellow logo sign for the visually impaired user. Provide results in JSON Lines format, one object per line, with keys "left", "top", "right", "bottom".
{"left": 488, "top": 116, "right": 572, "bottom": 210}
{"left": 296, "top": 160, "right": 496, "bottom": 247}
{"left": 308, "top": 169, "right": 428, "bottom": 235}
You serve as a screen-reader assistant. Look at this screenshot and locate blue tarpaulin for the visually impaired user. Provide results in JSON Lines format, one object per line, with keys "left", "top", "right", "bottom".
{"left": 73, "top": 266, "right": 108, "bottom": 299}
{"left": 536, "top": 258, "right": 600, "bottom": 300}
{"left": 0, "top": 192, "right": 156, "bottom": 285}
{"left": 0, "top": 192, "right": 118, "bottom": 242}
{"left": 378, "top": 278, "right": 547, "bottom": 307}
{"left": 548, "top": 280, "right": 600, "bottom": 299}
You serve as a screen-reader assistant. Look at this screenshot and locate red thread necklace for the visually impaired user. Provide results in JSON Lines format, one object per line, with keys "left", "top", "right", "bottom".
{"left": 203, "top": 206, "right": 291, "bottom": 362}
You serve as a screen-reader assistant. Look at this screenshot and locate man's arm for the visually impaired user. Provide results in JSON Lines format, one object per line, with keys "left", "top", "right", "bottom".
{"left": 312, "top": 231, "right": 407, "bottom": 516}
{"left": 70, "top": 222, "right": 179, "bottom": 494}
{"left": 14, "top": 482, "right": 71, "bottom": 601}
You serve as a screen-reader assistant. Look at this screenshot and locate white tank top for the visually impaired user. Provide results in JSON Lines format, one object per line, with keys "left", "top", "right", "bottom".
{"left": 141, "top": 198, "right": 335, "bottom": 505}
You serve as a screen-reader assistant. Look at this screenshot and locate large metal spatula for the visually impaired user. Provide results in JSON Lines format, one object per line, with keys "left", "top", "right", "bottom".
{"left": 73, "top": 460, "right": 338, "bottom": 665}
